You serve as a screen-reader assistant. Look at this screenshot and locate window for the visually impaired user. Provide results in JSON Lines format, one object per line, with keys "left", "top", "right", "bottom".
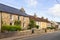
{"left": 10, "top": 22, "right": 12, "bottom": 25}
{"left": 23, "top": 17, "right": 26, "bottom": 21}
{"left": 18, "top": 16, "right": 20, "bottom": 20}
{"left": 36, "top": 21, "right": 39, "bottom": 25}
{"left": 23, "top": 23, "right": 24, "bottom": 27}
{"left": 10, "top": 14, "right": 13, "bottom": 20}
{"left": 10, "top": 14, "right": 12, "bottom": 19}
{"left": 23, "top": 17, "right": 25, "bottom": 27}
{"left": 10, "top": 14, "right": 13, "bottom": 25}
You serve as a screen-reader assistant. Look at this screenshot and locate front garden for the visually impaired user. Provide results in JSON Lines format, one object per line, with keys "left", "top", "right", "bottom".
{"left": 1, "top": 20, "right": 22, "bottom": 32}
{"left": 1, "top": 25, "right": 22, "bottom": 32}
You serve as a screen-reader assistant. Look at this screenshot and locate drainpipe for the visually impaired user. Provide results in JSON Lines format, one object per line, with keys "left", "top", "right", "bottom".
{"left": 0, "top": 11, "right": 2, "bottom": 32}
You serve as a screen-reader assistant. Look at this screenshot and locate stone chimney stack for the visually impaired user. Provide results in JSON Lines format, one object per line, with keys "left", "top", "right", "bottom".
{"left": 20, "top": 7, "right": 25, "bottom": 12}
{"left": 41, "top": 16, "right": 44, "bottom": 19}
{"left": 34, "top": 13, "right": 37, "bottom": 18}
{"left": 46, "top": 18, "right": 48, "bottom": 20}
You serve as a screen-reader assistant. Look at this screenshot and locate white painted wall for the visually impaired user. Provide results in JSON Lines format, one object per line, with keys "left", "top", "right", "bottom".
{"left": 58, "top": 25, "right": 60, "bottom": 29}
{"left": 47, "top": 23, "right": 51, "bottom": 27}
{"left": 36, "top": 21, "right": 41, "bottom": 29}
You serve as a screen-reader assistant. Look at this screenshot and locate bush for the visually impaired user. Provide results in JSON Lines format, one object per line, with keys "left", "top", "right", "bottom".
{"left": 28, "top": 25, "right": 32, "bottom": 29}
{"left": 14, "top": 20, "right": 21, "bottom": 25}
{"left": 28, "top": 19, "right": 36, "bottom": 29}
{"left": 47, "top": 27, "right": 56, "bottom": 29}
{"left": 35, "top": 25, "right": 39, "bottom": 29}
{"left": 2, "top": 25, "right": 22, "bottom": 32}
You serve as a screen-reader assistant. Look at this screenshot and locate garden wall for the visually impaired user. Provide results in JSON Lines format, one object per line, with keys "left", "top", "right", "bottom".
{"left": 0, "top": 29, "right": 55, "bottom": 39}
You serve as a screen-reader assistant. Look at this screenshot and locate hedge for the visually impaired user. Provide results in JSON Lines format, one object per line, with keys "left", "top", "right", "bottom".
{"left": 1, "top": 25, "right": 22, "bottom": 32}
{"left": 47, "top": 27, "right": 56, "bottom": 29}
{"left": 35, "top": 25, "right": 39, "bottom": 29}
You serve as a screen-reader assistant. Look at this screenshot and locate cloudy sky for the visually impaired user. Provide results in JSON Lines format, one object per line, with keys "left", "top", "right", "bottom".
{"left": 0, "top": 0, "right": 60, "bottom": 22}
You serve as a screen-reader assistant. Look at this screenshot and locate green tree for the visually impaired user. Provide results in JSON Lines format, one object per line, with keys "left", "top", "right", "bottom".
{"left": 28, "top": 19, "right": 36, "bottom": 29}
{"left": 14, "top": 20, "right": 21, "bottom": 26}
{"left": 35, "top": 25, "right": 39, "bottom": 29}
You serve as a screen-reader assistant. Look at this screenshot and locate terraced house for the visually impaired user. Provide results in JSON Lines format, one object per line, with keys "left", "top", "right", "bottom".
{"left": 29, "top": 14, "right": 51, "bottom": 29}
{"left": 0, "top": 3, "right": 51, "bottom": 32}
{"left": 0, "top": 3, "right": 29, "bottom": 32}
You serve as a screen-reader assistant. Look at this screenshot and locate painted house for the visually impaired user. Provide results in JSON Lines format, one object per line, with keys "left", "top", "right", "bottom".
{"left": 51, "top": 21, "right": 58, "bottom": 27}
{"left": 0, "top": 3, "right": 29, "bottom": 31}
{"left": 50, "top": 21, "right": 58, "bottom": 29}
{"left": 56, "top": 22, "right": 60, "bottom": 29}
{"left": 39, "top": 17, "right": 51, "bottom": 29}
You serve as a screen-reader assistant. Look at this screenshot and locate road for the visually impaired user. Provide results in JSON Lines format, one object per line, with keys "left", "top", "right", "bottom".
{"left": 15, "top": 31, "right": 60, "bottom": 40}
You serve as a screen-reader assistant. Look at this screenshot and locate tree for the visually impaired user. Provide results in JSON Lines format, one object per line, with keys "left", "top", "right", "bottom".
{"left": 35, "top": 25, "right": 39, "bottom": 29}
{"left": 14, "top": 20, "right": 21, "bottom": 26}
{"left": 28, "top": 19, "right": 36, "bottom": 29}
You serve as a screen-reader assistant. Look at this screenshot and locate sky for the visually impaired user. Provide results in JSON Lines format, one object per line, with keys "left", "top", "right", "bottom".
{"left": 0, "top": 0, "right": 60, "bottom": 22}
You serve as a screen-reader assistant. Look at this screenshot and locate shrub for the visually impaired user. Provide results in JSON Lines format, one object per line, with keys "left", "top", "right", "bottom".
{"left": 47, "top": 26, "right": 56, "bottom": 29}
{"left": 35, "top": 25, "right": 39, "bottom": 29}
{"left": 28, "top": 19, "right": 36, "bottom": 29}
{"left": 1, "top": 25, "right": 22, "bottom": 32}
{"left": 14, "top": 20, "right": 21, "bottom": 25}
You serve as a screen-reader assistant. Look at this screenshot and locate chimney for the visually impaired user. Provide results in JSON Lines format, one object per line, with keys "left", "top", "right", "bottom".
{"left": 41, "top": 16, "right": 44, "bottom": 19}
{"left": 34, "top": 13, "right": 37, "bottom": 18}
{"left": 20, "top": 7, "right": 25, "bottom": 12}
{"left": 46, "top": 18, "right": 48, "bottom": 20}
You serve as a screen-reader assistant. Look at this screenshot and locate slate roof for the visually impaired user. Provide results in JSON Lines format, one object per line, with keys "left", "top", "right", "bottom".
{"left": 0, "top": 3, "right": 29, "bottom": 17}
{"left": 57, "top": 22, "right": 60, "bottom": 24}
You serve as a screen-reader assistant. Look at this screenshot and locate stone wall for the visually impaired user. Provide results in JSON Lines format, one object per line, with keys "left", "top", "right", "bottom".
{"left": 20, "top": 16, "right": 29, "bottom": 29}
{"left": 0, "top": 30, "right": 31, "bottom": 39}
{"left": 0, "top": 29, "right": 45, "bottom": 39}
{"left": 1, "top": 12, "right": 29, "bottom": 29}
{"left": 0, "top": 29, "right": 55, "bottom": 39}
{"left": 2, "top": 12, "right": 10, "bottom": 25}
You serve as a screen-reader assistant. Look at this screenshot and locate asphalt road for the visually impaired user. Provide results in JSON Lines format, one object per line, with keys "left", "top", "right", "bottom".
{"left": 16, "top": 31, "right": 60, "bottom": 40}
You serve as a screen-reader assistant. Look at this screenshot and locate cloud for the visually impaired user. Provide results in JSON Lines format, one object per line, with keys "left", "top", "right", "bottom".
{"left": 48, "top": 4, "right": 60, "bottom": 16}
{"left": 25, "top": 0, "right": 38, "bottom": 7}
